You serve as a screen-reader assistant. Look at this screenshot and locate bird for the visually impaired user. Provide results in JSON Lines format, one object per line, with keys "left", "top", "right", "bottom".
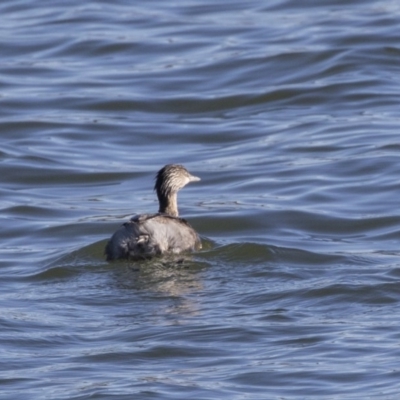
{"left": 105, "top": 164, "right": 202, "bottom": 261}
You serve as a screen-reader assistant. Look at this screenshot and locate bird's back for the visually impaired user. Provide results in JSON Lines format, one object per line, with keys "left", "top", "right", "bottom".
{"left": 105, "top": 213, "right": 201, "bottom": 261}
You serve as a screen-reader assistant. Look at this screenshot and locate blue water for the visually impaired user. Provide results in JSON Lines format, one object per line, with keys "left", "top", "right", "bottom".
{"left": 2, "top": 1, "right": 400, "bottom": 398}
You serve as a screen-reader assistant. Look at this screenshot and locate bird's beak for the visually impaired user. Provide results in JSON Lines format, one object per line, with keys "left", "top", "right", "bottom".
{"left": 189, "top": 174, "right": 201, "bottom": 182}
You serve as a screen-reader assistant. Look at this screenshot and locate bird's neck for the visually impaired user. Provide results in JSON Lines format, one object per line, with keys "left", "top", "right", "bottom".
{"left": 158, "top": 192, "right": 179, "bottom": 217}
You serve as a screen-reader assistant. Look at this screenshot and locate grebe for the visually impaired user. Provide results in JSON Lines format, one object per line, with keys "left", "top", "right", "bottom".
{"left": 105, "top": 164, "right": 201, "bottom": 260}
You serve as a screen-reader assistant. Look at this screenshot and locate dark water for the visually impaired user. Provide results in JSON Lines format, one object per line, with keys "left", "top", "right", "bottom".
{"left": 2, "top": 0, "right": 400, "bottom": 398}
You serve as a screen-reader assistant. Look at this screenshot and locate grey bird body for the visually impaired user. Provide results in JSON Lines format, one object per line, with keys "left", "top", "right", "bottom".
{"left": 105, "top": 165, "right": 201, "bottom": 261}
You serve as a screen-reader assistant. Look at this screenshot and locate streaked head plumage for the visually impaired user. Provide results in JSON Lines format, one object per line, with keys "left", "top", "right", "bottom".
{"left": 154, "top": 164, "right": 200, "bottom": 196}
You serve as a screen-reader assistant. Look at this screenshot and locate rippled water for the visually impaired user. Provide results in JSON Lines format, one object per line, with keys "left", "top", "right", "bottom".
{"left": 2, "top": 0, "right": 400, "bottom": 398}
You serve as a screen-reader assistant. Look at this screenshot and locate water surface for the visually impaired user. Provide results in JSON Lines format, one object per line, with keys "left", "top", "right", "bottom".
{"left": 2, "top": 0, "right": 400, "bottom": 398}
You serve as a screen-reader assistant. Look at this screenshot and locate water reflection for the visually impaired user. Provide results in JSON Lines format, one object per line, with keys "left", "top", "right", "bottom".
{"left": 115, "top": 256, "right": 204, "bottom": 289}
{"left": 111, "top": 256, "right": 208, "bottom": 319}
